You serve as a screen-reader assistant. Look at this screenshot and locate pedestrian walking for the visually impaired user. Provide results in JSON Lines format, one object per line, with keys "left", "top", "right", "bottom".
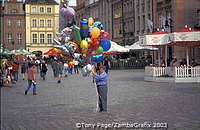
{"left": 55, "top": 61, "right": 63, "bottom": 83}
{"left": 68, "top": 61, "right": 73, "bottom": 75}
{"left": 74, "top": 60, "right": 79, "bottom": 74}
{"left": 12, "top": 61, "right": 19, "bottom": 84}
{"left": 35, "top": 59, "right": 40, "bottom": 73}
{"left": 0, "top": 66, "right": 4, "bottom": 86}
{"left": 91, "top": 66, "right": 108, "bottom": 112}
{"left": 103, "top": 57, "right": 109, "bottom": 73}
{"left": 51, "top": 59, "right": 57, "bottom": 78}
{"left": 63, "top": 62, "right": 68, "bottom": 77}
{"left": 25, "top": 63, "right": 37, "bottom": 95}
{"left": 21, "top": 63, "right": 26, "bottom": 80}
{"left": 40, "top": 61, "right": 48, "bottom": 80}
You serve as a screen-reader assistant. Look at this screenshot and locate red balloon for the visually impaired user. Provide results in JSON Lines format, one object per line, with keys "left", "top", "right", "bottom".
{"left": 91, "top": 39, "right": 100, "bottom": 48}
{"left": 102, "top": 32, "right": 110, "bottom": 40}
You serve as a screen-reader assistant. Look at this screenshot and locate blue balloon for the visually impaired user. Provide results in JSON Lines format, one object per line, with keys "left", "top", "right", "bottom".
{"left": 80, "top": 19, "right": 89, "bottom": 38}
{"left": 100, "top": 40, "right": 111, "bottom": 51}
{"left": 91, "top": 55, "right": 104, "bottom": 63}
{"left": 94, "top": 21, "right": 104, "bottom": 30}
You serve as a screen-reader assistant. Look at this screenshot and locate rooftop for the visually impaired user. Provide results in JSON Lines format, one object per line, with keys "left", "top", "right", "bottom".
{"left": 25, "top": 0, "right": 58, "bottom": 5}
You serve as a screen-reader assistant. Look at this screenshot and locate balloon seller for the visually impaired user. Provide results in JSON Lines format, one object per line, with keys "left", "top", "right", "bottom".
{"left": 91, "top": 66, "right": 108, "bottom": 112}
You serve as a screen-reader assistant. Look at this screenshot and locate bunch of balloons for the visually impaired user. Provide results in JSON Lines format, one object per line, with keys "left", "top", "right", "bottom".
{"left": 47, "top": 3, "right": 112, "bottom": 76}
{"left": 53, "top": 17, "right": 111, "bottom": 63}
{"left": 79, "top": 17, "right": 111, "bottom": 63}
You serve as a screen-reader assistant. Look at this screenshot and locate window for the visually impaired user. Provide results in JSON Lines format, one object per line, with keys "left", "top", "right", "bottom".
{"left": 17, "top": 33, "right": 22, "bottom": 44}
{"left": 7, "top": 19, "right": 11, "bottom": 26}
{"left": 143, "top": 15, "right": 145, "bottom": 31}
{"left": 40, "top": 19, "right": 45, "bottom": 27}
{"left": 47, "top": 34, "right": 52, "bottom": 44}
{"left": 138, "top": 16, "right": 140, "bottom": 27}
{"left": 32, "top": 19, "right": 37, "bottom": 27}
{"left": 17, "top": 19, "right": 22, "bottom": 27}
{"left": 137, "top": 6, "right": 139, "bottom": 13}
{"left": 32, "top": 34, "right": 37, "bottom": 44}
{"left": 11, "top": 9, "right": 17, "bottom": 14}
{"left": 32, "top": 7, "right": 37, "bottom": 13}
{"left": 8, "top": 33, "right": 12, "bottom": 44}
{"left": 40, "top": 7, "right": 44, "bottom": 13}
{"left": 47, "top": 20, "right": 52, "bottom": 27}
{"left": 148, "top": 0, "right": 151, "bottom": 11}
{"left": 142, "top": 3, "right": 145, "bottom": 13}
{"left": 40, "top": 34, "right": 45, "bottom": 44}
{"left": 47, "top": 8, "right": 52, "bottom": 13}
{"left": 198, "top": 10, "right": 200, "bottom": 25}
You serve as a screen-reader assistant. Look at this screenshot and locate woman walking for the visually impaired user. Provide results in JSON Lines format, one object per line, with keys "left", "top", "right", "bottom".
{"left": 25, "top": 63, "right": 37, "bottom": 95}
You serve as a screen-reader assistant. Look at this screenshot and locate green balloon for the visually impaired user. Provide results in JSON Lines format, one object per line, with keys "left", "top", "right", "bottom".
{"left": 95, "top": 46, "right": 104, "bottom": 55}
{"left": 72, "top": 27, "right": 82, "bottom": 45}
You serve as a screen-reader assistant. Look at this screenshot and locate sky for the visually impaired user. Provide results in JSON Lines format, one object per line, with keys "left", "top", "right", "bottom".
{"left": 2, "top": 0, "right": 77, "bottom": 6}
{"left": 56, "top": 0, "right": 76, "bottom": 6}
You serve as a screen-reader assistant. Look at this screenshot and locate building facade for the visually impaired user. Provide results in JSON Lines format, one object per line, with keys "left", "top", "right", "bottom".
{"left": 154, "top": 0, "right": 200, "bottom": 63}
{"left": 0, "top": 0, "right": 3, "bottom": 46}
{"left": 111, "top": 0, "right": 134, "bottom": 45}
{"left": 25, "top": 0, "right": 59, "bottom": 53}
{"left": 85, "top": 0, "right": 99, "bottom": 20}
{"left": 2, "top": 0, "right": 26, "bottom": 50}
{"left": 99, "top": 0, "right": 112, "bottom": 38}
{"left": 75, "top": 0, "right": 85, "bottom": 27}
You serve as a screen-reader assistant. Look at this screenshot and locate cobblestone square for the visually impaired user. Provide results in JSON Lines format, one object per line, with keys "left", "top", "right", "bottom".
{"left": 1, "top": 68, "right": 200, "bottom": 130}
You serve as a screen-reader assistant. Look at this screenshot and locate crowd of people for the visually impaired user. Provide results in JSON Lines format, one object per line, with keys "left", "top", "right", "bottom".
{"left": 0, "top": 56, "right": 80, "bottom": 86}
{"left": 0, "top": 55, "right": 109, "bottom": 112}
{"left": 0, "top": 55, "right": 110, "bottom": 86}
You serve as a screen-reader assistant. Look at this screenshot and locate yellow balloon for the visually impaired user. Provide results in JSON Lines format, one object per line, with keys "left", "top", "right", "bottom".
{"left": 53, "top": 48, "right": 61, "bottom": 54}
{"left": 80, "top": 40, "right": 89, "bottom": 50}
{"left": 82, "top": 53, "right": 87, "bottom": 57}
{"left": 90, "top": 27, "right": 101, "bottom": 39}
{"left": 88, "top": 17, "right": 94, "bottom": 27}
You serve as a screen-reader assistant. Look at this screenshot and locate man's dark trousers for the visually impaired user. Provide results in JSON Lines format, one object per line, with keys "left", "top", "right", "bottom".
{"left": 97, "top": 85, "right": 108, "bottom": 112}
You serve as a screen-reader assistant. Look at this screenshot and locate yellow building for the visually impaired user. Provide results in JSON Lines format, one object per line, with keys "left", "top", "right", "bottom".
{"left": 25, "top": 0, "right": 59, "bottom": 53}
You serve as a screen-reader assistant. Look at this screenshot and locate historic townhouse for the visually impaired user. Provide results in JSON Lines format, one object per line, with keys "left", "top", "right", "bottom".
{"left": 2, "top": 0, "right": 26, "bottom": 50}
{"left": 25, "top": 0, "right": 59, "bottom": 53}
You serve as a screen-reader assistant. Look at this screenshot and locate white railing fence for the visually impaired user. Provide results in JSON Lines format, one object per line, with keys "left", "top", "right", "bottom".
{"left": 153, "top": 67, "right": 167, "bottom": 77}
{"left": 145, "top": 66, "right": 200, "bottom": 78}
{"left": 175, "top": 66, "right": 200, "bottom": 77}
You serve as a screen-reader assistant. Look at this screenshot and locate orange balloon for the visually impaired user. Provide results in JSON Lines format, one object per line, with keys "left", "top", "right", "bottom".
{"left": 90, "top": 27, "right": 101, "bottom": 39}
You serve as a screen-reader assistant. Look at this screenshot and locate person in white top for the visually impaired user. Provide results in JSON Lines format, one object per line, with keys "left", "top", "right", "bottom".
{"left": 63, "top": 62, "right": 68, "bottom": 77}
{"left": 74, "top": 60, "right": 79, "bottom": 74}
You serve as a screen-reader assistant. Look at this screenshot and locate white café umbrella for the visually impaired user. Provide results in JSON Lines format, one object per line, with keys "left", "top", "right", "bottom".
{"left": 125, "top": 41, "right": 158, "bottom": 50}
{"left": 107, "top": 41, "right": 129, "bottom": 52}
{"left": 142, "top": 30, "right": 170, "bottom": 67}
{"left": 125, "top": 40, "right": 158, "bottom": 64}
{"left": 168, "top": 25, "right": 200, "bottom": 66}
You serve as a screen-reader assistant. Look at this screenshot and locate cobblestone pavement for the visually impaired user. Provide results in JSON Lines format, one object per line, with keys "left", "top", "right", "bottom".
{"left": 1, "top": 68, "right": 200, "bottom": 130}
